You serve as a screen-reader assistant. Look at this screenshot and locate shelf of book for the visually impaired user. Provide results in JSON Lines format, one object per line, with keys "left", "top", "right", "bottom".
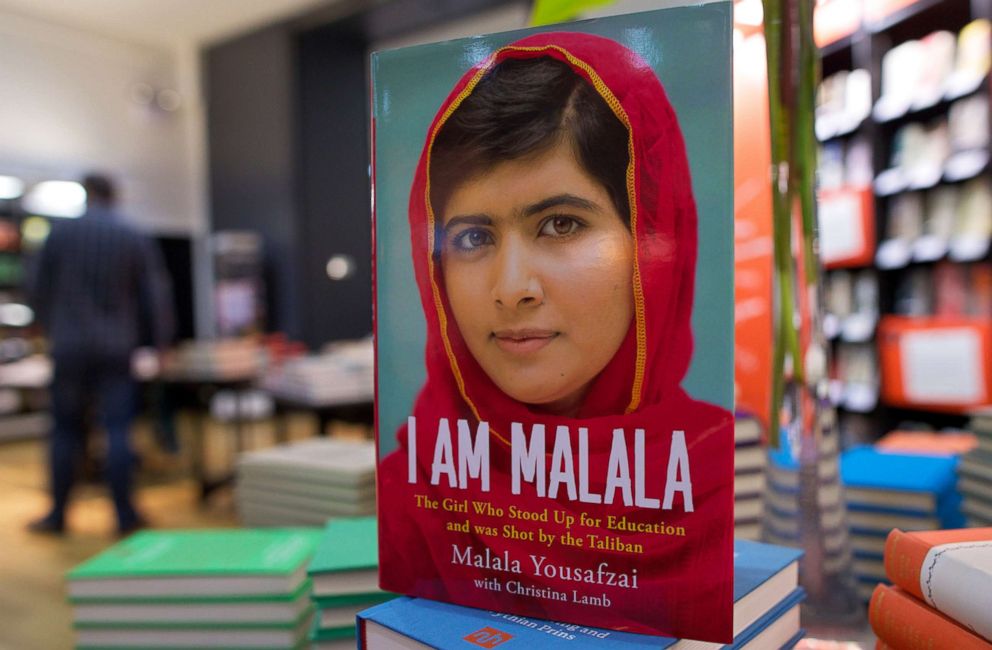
{"left": 816, "top": 0, "right": 992, "bottom": 443}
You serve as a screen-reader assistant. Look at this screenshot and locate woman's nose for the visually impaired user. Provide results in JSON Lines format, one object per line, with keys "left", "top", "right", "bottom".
{"left": 491, "top": 239, "right": 544, "bottom": 309}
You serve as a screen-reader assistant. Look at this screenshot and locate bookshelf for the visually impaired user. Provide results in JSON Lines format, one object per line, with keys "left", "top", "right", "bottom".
{"left": 816, "top": 0, "right": 992, "bottom": 444}
{"left": 0, "top": 183, "right": 50, "bottom": 441}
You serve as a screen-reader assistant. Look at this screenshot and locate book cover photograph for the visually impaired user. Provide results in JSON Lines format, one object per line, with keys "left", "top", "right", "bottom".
{"left": 372, "top": 4, "right": 734, "bottom": 642}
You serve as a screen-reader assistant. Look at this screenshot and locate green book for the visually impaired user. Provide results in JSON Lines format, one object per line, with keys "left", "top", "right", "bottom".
{"left": 310, "top": 614, "right": 359, "bottom": 643}
{"left": 74, "top": 613, "right": 312, "bottom": 649}
{"left": 308, "top": 517, "right": 381, "bottom": 598}
{"left": 314, "top": 593, "right": 395, "bottom": 631}
{"left": 71, "top": 580, "right": 313, "bottom": 626}
{"left": 67, "top": 528, "right": 321, "bottom": 600}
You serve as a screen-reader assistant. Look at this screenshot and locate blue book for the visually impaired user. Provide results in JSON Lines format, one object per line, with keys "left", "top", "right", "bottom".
{"left": 840, "top": 447, "right": 964, "bottom": 529}
{"left": 358, "top": 541, "right": 804, "bottom": 648}
{"left": 358, "top": 590, "right": 804, "bottom": 649}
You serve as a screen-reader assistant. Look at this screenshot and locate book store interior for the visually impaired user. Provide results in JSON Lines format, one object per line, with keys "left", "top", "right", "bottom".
{"left": 2, "top": 0, "right": 992, "bottom": 648}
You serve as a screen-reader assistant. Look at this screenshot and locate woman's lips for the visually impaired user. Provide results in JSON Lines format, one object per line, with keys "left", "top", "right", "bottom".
{"left": 492, "top": 329, "right": 559, "bottom": 354}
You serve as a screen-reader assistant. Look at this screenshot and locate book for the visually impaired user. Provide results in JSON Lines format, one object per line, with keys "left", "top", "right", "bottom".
{"left": 67, "top": 529, "right": 321, "bottom": 599}
{"left": 869, "top": 585, "right": 992, "bottom": 650}
{"left": 875, "top": 430, "right": 977, "bottom": 455}
{"left": 358, "top": 587, "right": 804, "bottom": 649}
{"left": 308, "top": 517, "right": 382, "bottom": 599}
{"left": 841, "top": 446, "right": 964, "bottom": 530}
{"left": 371, "top": 5, "right": 735, "bottom": 641}
{"left": 74, "top": 616, "right": 311, "bottom": 649}
{"left": 70, "top": 579, "right": 313, "bottom": 624}
{"left": 237, "top": 438, "right": 376, "bottom": 488}
{"left": 884, "top": 527, "right": 992, "bottom": 641}
{"left": 734, "top": 412, "right": 762, "bottom": 446}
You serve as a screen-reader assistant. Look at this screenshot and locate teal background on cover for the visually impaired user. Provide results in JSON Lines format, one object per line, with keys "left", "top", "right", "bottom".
{"left": 373, "top": 4, "right": 734, "bottom": 456}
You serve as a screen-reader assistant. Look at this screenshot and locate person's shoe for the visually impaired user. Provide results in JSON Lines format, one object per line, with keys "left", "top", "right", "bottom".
{"left": 116, "top": 515, "right": 150, "bottom": 538}
{"left": 27, "top": 515, "right": 65, "bottom": 535}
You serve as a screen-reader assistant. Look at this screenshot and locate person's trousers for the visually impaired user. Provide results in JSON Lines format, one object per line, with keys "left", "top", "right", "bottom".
{"left": 48, "top": 355, "right": 139, "bottom": 530}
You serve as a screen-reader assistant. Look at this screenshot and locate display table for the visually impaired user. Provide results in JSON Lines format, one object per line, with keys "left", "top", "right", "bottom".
{"left": 266, "top": 388, "right": 374, "bottom": 439}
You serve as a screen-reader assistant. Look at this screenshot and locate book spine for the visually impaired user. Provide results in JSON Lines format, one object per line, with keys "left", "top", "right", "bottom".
{"left": 869, "top": 585, "right": 992, "bottom": 650}
{"left": 883, "top": 528, "right": 930, "bottom": 600}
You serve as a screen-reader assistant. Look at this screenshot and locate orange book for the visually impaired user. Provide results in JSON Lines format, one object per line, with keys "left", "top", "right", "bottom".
{"left": 869, "top": 585, "right": 992, "bottom": 650}
{"left": 884, "top": 527, "right": 992, "bottom": 600}
{"left": 875, "top": 430, "right": 978, "bottom": 456}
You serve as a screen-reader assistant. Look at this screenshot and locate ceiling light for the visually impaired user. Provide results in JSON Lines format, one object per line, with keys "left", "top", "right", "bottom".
{"left": 22, "top": 180, "right": 86, "bottom": 218}
{"left": 0, "top": 176, "right": 25, "bottom": 200}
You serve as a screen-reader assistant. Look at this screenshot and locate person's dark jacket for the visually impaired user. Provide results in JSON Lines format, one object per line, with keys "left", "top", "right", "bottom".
{"left": 29, "top": 206, "right": 174, "bottom": 362}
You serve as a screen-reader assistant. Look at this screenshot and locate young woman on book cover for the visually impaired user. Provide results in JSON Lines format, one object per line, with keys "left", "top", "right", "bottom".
{"left": 378, "top": 32, "right": 734, "bottom": 641}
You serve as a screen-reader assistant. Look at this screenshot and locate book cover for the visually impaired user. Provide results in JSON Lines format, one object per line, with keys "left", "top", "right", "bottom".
{"left": 371, "top": 5, "right": 735, "bottom": 641}
{"left": 884, "top": 527, "right": 992, "bottom": 641}
{"left": 308, "top": 517, "right": 384, "bottom": 598}
{"left": 869, "top": 585, "right": 992, "bottom": 650}
{"left": 67, "top": 529, "right": 321, "bottom": 598}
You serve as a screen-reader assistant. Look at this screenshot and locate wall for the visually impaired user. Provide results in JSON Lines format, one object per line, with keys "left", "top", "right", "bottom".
{"left": 0, "top": 9, "right": 199, "bottom": 235}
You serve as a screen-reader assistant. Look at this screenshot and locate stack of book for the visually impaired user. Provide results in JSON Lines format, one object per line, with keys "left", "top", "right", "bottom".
{"left": 734, "top": 412, "right": 766, "bottom": 540}
{"left": 66, "top": 528, "right": 321, "bottom": 649}
{"left": 357, "top": 540, "right": 805, "bottom": 649}
{"left": 308, "top": 517, "right": 394, "bottom": 648}
{"left": 262, "top": 337, "right": 374, "bottom": 405}
{"left": 841, "top": 444, "right": 965, "bottom": 600}
{"left": 763, "top": 435, "right": 848, "bottom": 574}
{"left": 163, "top": 338, "right": 262, "bottom": 380}
{"left": 870, "top": 527, "right": 992, "bottom": 649}
{"left": 236, "top": 438, "right": 376, "bottom": 526}
{"left": 960, "top": 407, "right": 992, "bottom": 526}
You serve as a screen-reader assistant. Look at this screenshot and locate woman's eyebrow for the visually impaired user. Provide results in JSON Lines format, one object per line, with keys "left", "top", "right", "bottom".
{"left": 443, "top": 214, "right": 492, "bottom": 231}
{"left": 521, "top": 193, "right": 599, "bottom": 217}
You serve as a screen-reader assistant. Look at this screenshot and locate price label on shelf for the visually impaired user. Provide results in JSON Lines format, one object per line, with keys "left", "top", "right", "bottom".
{"left": 818, "top": 187, "right": 875, "bottom": 268}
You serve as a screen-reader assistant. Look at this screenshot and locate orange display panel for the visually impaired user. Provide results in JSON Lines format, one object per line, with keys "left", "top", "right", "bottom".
{"left": 733, "top": 32, "right": 774, "bottom": 431}
{"left": 865, "top": 0, "right": 921, "bottom": 25}
{"left": 815, "top": 0, "right": 863, "bottom": 47}
{"left": 818, "top": 187, "right": 876, "bottom": 269}
{"left": 878, "top": 315, "right": 992, "bottom": 412}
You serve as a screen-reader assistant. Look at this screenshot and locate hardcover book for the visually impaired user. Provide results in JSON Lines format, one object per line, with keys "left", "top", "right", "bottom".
{"left": 358, "top": 595, "right": 804, "bottom": 650}
{"left": 869, "top": 585, "right": 992, "bottom": 650}
{"left": 884, "top": 527, "right": 992, "bottom": 642}
{"left": 308, "top": 517, "right": 388, "bottom": 600}
{"left": 67, "top": 529, "right": 321, "bottom": 599}
{"left": 371, "top": 4, "right": 735, "bottom": 641}
{"left": 840, "top": 446, "right": 964, "bottom": 530}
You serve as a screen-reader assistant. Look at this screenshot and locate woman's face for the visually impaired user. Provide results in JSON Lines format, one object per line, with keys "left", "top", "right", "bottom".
{"left": 440, "top": 140, "right": 635, "bottom": 416}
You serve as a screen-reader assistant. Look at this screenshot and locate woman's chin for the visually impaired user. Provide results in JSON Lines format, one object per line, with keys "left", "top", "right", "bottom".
{"left": 499, "top": 384, "right": 585, "bottom": 418}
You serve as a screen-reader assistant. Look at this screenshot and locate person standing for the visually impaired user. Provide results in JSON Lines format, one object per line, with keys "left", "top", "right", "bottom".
{"left": 28, "top": 173, "right": 173, "bottom": 536}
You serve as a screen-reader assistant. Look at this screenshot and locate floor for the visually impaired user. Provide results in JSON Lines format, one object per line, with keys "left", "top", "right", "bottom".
{"left": 0, "top": 412, "right": 348, "bottom": 650}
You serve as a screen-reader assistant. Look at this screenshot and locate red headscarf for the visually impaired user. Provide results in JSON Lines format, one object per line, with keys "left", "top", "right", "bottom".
{"left": 377, "top": 32, "right": 733, "bottom": 642}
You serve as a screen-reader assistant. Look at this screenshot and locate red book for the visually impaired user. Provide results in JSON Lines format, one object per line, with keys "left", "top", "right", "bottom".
{"left": 370, "top": 10, "right": 735, "bottom": 644}
{"left": 884, "top": 528, "right": 992, "bottom": 641}
{"left": 869, "top": 585, "right": 992, "bottom": 650}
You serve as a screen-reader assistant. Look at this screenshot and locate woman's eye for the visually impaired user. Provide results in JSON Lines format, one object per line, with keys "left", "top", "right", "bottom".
{"left": 539, "top": 215, "right": 582, "bottom": 237}
{"left": 451, "top": 228, "right": 493, "bottom": 251}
